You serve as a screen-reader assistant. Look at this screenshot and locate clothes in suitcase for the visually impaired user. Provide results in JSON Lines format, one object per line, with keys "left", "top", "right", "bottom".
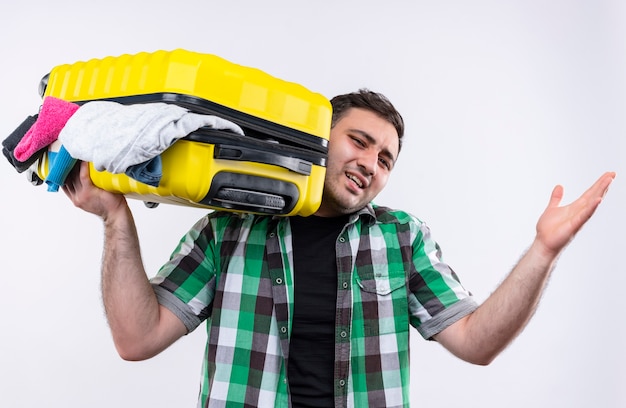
{"left": 7, "top": 49, "right": 332, "bottom": 216}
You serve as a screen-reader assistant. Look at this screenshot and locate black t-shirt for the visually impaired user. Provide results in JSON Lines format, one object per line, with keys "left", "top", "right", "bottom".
{"left": 288, "top": 215, "right": 348, "bottom": 407}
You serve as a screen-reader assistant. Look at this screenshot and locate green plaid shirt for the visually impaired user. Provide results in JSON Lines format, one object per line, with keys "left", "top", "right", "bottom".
{"left": 151, "top": 203, "right": 477, "bottom": 407}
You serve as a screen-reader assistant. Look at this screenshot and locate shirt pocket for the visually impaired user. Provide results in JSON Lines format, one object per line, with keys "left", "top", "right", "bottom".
{"left": 355, "top": 269, "right": 409, "bottom": 335}
{"left": 356, "top": 272, "right": 406, "bottom": 295}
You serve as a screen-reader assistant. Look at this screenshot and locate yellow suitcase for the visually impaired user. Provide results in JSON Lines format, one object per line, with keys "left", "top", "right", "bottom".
{"left": 34, "top": 49, "right": 331, "bottom": 216}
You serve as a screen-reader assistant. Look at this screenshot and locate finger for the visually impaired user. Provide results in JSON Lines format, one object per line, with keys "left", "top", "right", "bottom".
{"left": 591, "top": 171, "right": 616, "bottom": 200}
{"left": 62, "top": 161, "right": 87, "bottom": 198}
{"left": 78, "top": 161, "right": 91, "bottom": 184}
{"left": 62, "top": 165, "right": 79, "bottom": 197}
{"left": 61, "top": 182, "right": 73, "bottom": 197}
{"left": 546, "top": 184, "right": 564, "bottom": 209}
{"left": 573, "top": 172, "right": 615, "bottom": 212}
{"left": 572, "top": 173, "right": 615, "bottom": 224}
{"left": 581, "top": 171, "right": 614, "bottom": 198}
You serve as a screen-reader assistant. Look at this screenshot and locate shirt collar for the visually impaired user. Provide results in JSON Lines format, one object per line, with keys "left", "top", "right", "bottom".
{"left": 270, "top": 203, "right": 377, "bottom": 226}
{"left": 348, "top": 203, "right": 376, "bottom": 226}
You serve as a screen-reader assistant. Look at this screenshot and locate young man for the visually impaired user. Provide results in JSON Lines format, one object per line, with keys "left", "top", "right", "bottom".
{"left": 63, "top": 89, "right": 615, "bottom": 407}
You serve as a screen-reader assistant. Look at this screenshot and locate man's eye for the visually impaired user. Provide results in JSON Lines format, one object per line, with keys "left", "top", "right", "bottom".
{"left": 352, "top": 137, "right": 365, "bottom": 147}
{"left": 379, "top": 157, "right": 391, "bottom": 170}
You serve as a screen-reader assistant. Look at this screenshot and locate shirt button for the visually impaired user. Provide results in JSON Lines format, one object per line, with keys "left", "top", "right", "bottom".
{"left": 269, "top": 232, "right": 275, "bottom": 237}
{"left": 339, "top": 379, "right": 346, "bottom": 387}
{"left": 339, "top": 237, "right": 346, "bottom": 242}
{"left": 275, "top": 277, "right": 283, "bottom": 285}
{"left": 340, "top": 331, "right": 347, "bottom": 338}
{"left": 342, "top": 282, "right": 348, "bottom": 289}
{"left": 280, "top": 326, "right": 287, "bottom": 333}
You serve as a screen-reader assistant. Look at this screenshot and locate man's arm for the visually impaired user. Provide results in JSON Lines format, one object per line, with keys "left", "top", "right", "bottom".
{"left": 434, "top": 171, "right": 616, "bottom": 365}
{"left": 63, "top": 162, "right": 187, "bottom": 361}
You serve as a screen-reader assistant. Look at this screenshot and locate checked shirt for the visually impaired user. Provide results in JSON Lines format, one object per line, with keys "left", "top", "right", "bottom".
{"left": 151, "top": 203, "right": 477, "bottom": 407}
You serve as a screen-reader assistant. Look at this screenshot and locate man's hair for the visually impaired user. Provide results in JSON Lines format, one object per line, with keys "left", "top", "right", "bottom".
{"left": 330, "top": 88, "right": 405, "bottom": 153}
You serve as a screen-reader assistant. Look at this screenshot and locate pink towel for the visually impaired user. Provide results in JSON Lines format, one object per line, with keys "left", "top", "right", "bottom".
{"left": 14, "top": 96, "right": 79, "bottom": 161}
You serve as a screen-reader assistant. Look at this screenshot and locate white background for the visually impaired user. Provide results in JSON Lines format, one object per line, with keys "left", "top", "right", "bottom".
{"left": 0, "top": 1, "right": 624, "bottom": 407}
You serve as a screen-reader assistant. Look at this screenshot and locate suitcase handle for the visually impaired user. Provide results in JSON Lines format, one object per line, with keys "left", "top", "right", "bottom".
{"left": 202, "top": 171, "right": 300, "bottom": 214}
{"left": 214, "top": 144, "right": 312, "bottom": 175}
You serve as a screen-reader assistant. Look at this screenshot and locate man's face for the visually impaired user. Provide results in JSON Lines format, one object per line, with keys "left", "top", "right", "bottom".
{"left": 315, "top": 108, "right": 399, "bottom": 217}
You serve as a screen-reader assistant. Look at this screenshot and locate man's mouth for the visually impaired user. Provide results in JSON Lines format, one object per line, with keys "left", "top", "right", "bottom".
{"left": 346, "top": 172, "right": 364, "bottom": 188}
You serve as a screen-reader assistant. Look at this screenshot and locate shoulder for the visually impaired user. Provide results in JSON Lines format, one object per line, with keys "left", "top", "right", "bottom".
{"left": 205, "top": 211, "right": 276, "bottom": 233}
{"left": 206, "top": 210, "right": 261, "bottom": 223}
{"left": 369, "top": 203, "right": 423, "bottom": 226}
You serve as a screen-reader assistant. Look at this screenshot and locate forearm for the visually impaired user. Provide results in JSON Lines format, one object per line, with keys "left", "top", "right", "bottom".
{"left": 62, "top": 162, "right": 185, "bottom": 359}
{"left": 472, "top": 240, "right": 556, "bottom": 360}
{"left": 436, "top": 239, "right": 558, "bottom": 365}
{"left": 101, "top": 205, "right": 183, "bottom": 360}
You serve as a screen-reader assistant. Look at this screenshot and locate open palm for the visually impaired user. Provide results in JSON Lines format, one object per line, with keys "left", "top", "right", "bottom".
{"left": 535, "top": 172, "right": 615, "bottom": 257}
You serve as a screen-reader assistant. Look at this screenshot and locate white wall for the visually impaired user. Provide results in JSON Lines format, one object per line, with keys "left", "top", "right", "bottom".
{"left": 0, "top": 1, "right": 624, "bottom": 407}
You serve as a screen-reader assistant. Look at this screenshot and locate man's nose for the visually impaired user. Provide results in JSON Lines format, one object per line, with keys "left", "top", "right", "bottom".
{"left": 357, "top": 149, "right": 377, "bottom": 176}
